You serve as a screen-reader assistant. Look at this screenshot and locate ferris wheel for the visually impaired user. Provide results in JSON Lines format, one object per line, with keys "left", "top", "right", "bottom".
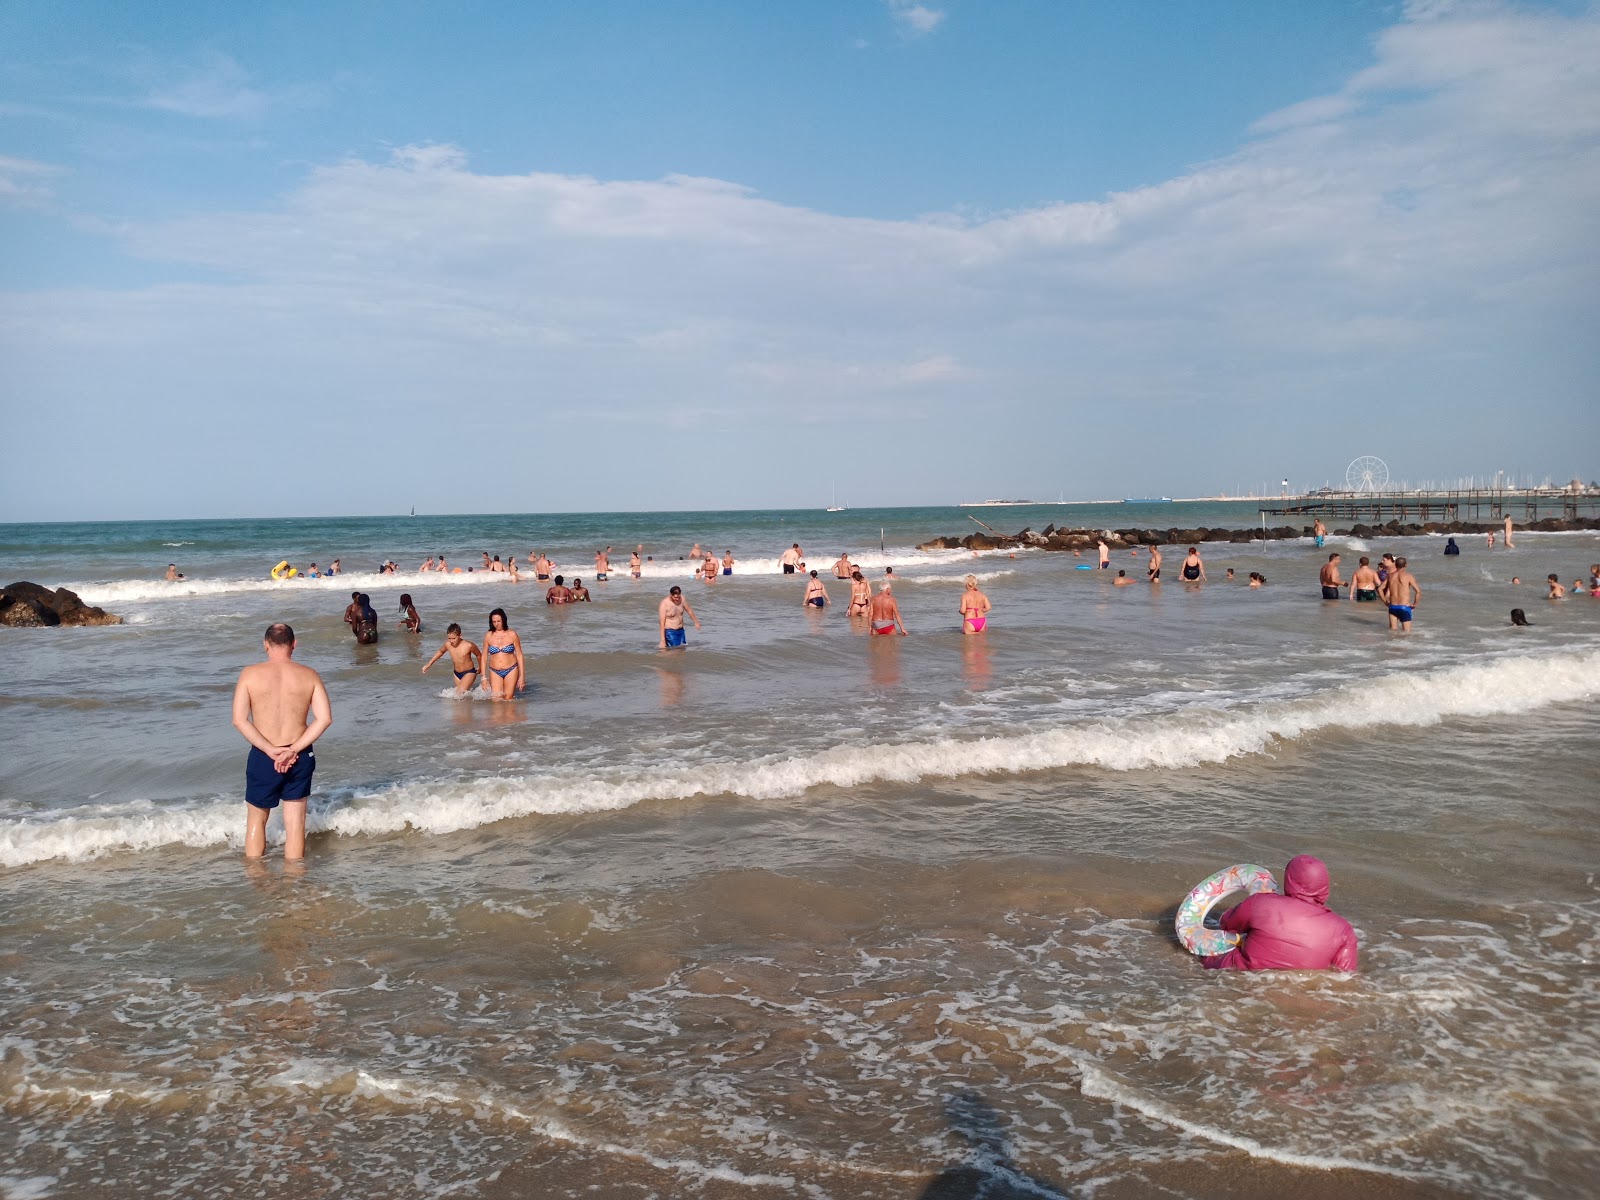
{"left": 1345, "top": 455, "right": 1389, "bottom": 493}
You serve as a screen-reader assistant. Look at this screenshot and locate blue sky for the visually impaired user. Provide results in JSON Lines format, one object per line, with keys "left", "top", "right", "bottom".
{"left": 2, "top": 0, "right": 1597, "bottom": 520}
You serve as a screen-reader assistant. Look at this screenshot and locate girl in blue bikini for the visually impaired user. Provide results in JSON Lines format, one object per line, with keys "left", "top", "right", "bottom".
{"left": 481, "top": 607, "right": 524, "bottom": 700}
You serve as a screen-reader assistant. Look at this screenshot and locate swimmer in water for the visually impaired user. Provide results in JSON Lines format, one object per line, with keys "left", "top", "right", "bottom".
{"left": 1319, "top": 553, "right": 1345, "bottom": 600}
{"left": 702, "top": 553, "right": 718, "bottom": 583}
{"left": 1113, "top": 569, "right": 1134, "bottom": 587}
{"left": 481, "top": 608, "right": 523, "bottom": 699}
{"left": 834, "top": 552, "right": 853, "bottom": 579}
{"left": 868, "top": 579, "right": 908, "bottom": 636}
{"left": 546, "top": 575, "right": 571, "bottom": 605}
{"left": 631, "top": 547, "right": 643, "bottom": 579}
{"left": 1180, "top": 547, "right": 1205, "bottom": 582}
{"left": 569, "top": 578, "right": 591, "bottom": 601}
{"left": 419, "top": 556, "right": 436, "bottom": 572}
{"left": 595, "top": 546, "right": 611, "bottom": 582}
{"left": 802, "top": 570, "right": 829, "bottom": 608}
{"left": 1546, "top": 574, "right": 1566, "bottom": 599}
{"left": 397, "top": 593, "right": 422, "bottom": 633}
{"left": 960, "top": 574, "right": 992, "bottom": 631}
{"left": 422, "top": 623, "right": 482, "bottom": 693}
{"left": 165, "top": 563, "right": 185, "bottom": 582}
{"left": 658, "top": 585, "right": 700, "bottom": 649}
{"left": 722, "top": 550, "right": 734, "bottom": 576}
{"left": 847, "top": 570, "right": 872, "bottom": 617}
{"left": 1350, "top": 556, "right": 1381, "bottom": 603}
{"left": 1383, "top": 556, "right": 1421, "bottom": 632}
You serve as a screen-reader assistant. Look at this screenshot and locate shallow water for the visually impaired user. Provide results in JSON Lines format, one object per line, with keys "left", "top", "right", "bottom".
{"left": 2, "top": 510, "right": 1598, "bottom": 1198}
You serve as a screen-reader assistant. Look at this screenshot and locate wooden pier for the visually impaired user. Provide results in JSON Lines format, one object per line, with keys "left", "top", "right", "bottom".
{"left": 1258, "top": 488, "right": 1600, "bottom": 525}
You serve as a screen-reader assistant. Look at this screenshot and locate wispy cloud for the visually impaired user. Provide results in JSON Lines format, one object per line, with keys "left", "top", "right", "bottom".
{"left": 0, "top": 154, "right": 64, "bottom": 208}
{"left": 142, "top": 51, "right": 323, "bottom": 119}
{"left": 887, "top": 2, "right": 946, "bottom": 38}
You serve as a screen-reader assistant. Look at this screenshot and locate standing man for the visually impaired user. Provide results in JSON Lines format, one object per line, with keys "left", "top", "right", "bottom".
{"left": 868, "top": 579, "right": 909, "bottom": 636}
{"left": 1147, "top": 544, "right": 1162, "bottom": 583}
{"left": 1383, "top": 556, "right": 1421, "bottom": 632}
{"left": 833, "top": 551, "right": 854, "bottom": 579}
{"left": 781, "top": 543, "right": 803, "bottom": 575}
{"left": 595, "top": 546, "right": 611, "bottom": 582}
{"left": 1503, "top": 515, "right": 1515, "bottom": 549}
{"left": 658, "top": 585, "right": 701, "bottom": 649}
{"left": 1313, "top": 518, "right": 1327, "bottom": 549}
{"left": 1097, "top": 539, "right": 1111, "bottom": 569}
{"left": 1319, "top": 553, "right": 1345, "bottom": 600}
{"left": 232, "top": 623, "right": 332, "bottom": 860}
{"left": 1349, "top": 556, "right": 1381, "bottom": 603}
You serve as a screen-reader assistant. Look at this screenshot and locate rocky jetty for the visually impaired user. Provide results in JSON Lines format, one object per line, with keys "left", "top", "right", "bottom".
{"left": 0, "top": 582, "right": 122, "bottom": 627}
{"left": 917, "top": 515, "right": 1600, "bottom": 554}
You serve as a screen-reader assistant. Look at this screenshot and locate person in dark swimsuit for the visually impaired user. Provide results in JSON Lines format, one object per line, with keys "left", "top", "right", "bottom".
{"left": 422, "top": 623, "right": 482, "bottom": 693}
{"left": 351, "top": 593, "right": 379, "bottom": 644}
{"left": 1180, "top": 548, "right": 1205, "bottom": 582}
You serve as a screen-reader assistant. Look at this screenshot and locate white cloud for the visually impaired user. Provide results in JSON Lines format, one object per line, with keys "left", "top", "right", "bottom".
{"left": 0, "top": 154, "right": 63, "bottom": 208}
{"left": 143, "top": 52, "right": 323, "bottom": 119}
{"left": 887, "top": 2, "right": 945, "bottom": 37}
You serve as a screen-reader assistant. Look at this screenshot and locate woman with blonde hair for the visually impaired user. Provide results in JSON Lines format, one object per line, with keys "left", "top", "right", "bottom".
{"left": 959, "top": 574, "right": 991, "bottom": 634}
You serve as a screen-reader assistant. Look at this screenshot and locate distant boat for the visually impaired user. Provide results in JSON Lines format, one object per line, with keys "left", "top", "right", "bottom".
{"left": 409, "top": 505, "right": 416, "bottom": 517}
{"left": 826, "top": 482, "right": 846, "bottom": 512}
{"left": 1123, "top": 497, "right": 1173, "bottom": 503}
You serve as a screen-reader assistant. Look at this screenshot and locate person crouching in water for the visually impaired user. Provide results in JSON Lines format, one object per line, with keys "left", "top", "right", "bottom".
{"left": 1202, "top": 855, "right": 1358, "bottom": 971}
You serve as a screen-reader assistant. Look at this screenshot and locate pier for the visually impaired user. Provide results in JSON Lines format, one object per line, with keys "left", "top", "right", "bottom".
{"left": 1258, "top": 488, "right": 1600, "bottom": 525}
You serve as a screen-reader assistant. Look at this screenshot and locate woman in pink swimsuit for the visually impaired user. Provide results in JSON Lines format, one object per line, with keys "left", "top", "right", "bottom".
{"left": 960, "top": 575, "right": 991, "bottom": 634}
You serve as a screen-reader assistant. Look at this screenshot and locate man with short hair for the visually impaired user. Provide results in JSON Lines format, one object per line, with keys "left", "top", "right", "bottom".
{"left": 781, "top": 543, "right": 802, "bottom": 575}
{"left": 1319, "top": 552, "right": 1345, "bottom": 600}
{"left": 658, "top": 585, "right": 701, "bottom": 649}
{"left": 232, "top": 623, "right": 332, "bottom": 860}
{"left": 1383, "top": 556, "right": 1421, "bottom": 632}
{"left": 1349, "top": 556, "right": 1381, "bottom": 603}
{"left": 833, "top": 552, "right": 853, "bottom": 579}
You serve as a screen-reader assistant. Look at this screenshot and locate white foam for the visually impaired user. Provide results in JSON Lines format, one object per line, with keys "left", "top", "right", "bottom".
{"left": 66, "top": 549, "right": 967, "bottom": 606}
{"left": 1073, "top": 1060, "right": 1426, "bottom": 1180}
{"left": 5, "top": 648, "right": 1594, "bottom": 868}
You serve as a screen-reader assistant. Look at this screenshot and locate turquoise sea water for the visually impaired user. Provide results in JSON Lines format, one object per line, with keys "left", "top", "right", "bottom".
{"left": 2, "top": 507, "right": 1598, "bottom": 1198}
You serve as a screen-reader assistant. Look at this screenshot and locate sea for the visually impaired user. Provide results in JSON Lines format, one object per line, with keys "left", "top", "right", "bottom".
{"left": 2, "top": 503, "right": 1597, "bottom": 1199}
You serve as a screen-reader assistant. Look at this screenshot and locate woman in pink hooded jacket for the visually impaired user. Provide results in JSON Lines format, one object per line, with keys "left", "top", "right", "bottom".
{"left": 1202, "top": 855, "right": 1359, "bottom": 971}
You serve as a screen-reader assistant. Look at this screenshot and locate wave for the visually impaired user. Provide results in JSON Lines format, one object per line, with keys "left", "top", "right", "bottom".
{"left": 66, "top": 550, "right": 973, "bottom": 606}
{"left": 4, "top": 648, "right": 1594, "bottom": 868}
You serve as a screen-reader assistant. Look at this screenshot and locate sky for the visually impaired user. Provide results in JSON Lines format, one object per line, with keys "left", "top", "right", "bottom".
{"left": 2, "top": 0, "right": 1598, "bottom": 521}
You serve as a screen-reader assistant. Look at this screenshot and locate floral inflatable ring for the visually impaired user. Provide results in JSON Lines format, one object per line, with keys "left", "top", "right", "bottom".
{"left": 1175, "top": 863, "right": 1280, "bottom": 956}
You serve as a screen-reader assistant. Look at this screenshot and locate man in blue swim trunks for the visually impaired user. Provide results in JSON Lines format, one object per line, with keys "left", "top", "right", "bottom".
{"left": 232, "top": 623, "right": 333, "bottom": 860}
{"left": 1382, "top": 556, "right": 1421, "bottom": 632}
{"left": 658, "top": 585, "right": 700, "bottom": 649}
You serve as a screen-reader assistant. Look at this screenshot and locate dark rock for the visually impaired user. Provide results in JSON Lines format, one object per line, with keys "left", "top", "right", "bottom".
{"left": 917, "top": 536, "right": 963, "bottom": 551}
{"left": 1203, "top": 528, "right": 1234, "bottom": 542}
{"left": 0, "top": 581, "right": 121, "bottom": 627}
{"left": 1230, "top": 531, "right": 1255, "bottom": 543}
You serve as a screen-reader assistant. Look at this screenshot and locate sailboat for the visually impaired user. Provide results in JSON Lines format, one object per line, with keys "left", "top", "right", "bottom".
{"left": 825, "top": 482, "right": 846, "bottom": 513}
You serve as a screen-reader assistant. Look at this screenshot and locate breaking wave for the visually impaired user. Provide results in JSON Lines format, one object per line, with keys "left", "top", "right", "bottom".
{"left": 3, "top": 648, "right": 1594, "bottom": 867}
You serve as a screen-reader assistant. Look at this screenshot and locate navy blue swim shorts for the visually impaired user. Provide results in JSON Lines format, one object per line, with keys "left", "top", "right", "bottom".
{"left": 245, "top": 745, "right": 316, "bottom": 810}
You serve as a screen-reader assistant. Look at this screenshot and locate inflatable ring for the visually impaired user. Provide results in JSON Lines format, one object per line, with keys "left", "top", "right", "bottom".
{"left": 1175, "top": 863, "right": 1279, "bottom": 957}
{"left": 270, "top": 560, "right": 296, "bottom": 580}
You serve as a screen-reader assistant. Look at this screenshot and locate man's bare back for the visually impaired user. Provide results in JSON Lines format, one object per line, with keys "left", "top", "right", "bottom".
{"left": 233, "top": 623, "right": 332, "bottom": 859}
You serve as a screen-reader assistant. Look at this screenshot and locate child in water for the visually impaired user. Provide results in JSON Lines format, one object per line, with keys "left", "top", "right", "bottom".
{"left": 422, "top": 624, "right": 482, "bottom": 692}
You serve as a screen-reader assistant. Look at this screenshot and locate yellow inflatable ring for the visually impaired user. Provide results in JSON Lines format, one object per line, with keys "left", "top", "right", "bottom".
{"left": 270, "top": 560, "right": 296, "bottom": 580}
